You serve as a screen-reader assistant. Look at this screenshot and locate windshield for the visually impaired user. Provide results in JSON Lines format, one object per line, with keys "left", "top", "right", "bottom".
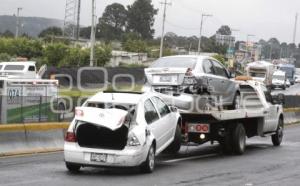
{"left": 4, "top": 65, "right": 25, "bottom": 71}
{"left": 273, "top": 75, "right": 285, "bottom": 80}
{"left": 249, "top": 72, "right": 266, "bottom": 78}
{"left": 151, "top": 57, "right": 197, "bottom": 68}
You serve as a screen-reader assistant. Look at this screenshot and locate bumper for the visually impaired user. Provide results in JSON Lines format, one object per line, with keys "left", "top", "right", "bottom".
{"left": 64, "top": 142, "right": 149, "bottom": 167}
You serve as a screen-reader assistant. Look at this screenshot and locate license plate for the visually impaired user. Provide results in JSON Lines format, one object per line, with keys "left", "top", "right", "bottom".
{"left": 160, "top": 76, "right": 172, "bottom": 82}
{"left": 90, "top": 153, "right": 107, "bottom": 162}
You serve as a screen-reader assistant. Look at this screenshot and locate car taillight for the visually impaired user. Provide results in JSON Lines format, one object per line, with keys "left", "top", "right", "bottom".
{"left": 185, "top": 68, "right": 193, "bottom": 76}
{"left": 65, "top": 132, "right": 77, "bottom": 142}
{"left": 75, "top": 109, "right": 84, "bottom": 117}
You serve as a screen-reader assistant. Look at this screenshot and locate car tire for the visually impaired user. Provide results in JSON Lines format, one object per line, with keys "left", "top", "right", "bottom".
{"left": 229, "top": 92, "right": 241, "bottom": 110}
{"left": 165, "top": 124, "right": 182, "bottom": 154}
{"left": 272, "top": 118, "right": 284, "bottom": 146}
{"left": 231, "top": 123, "right": 246, "bottom": 155}
{"left": 65, "top": 162, "right": 81, "bottom": 172}
{"left": 140, "top": 144, "right": 155, "bottom": 173}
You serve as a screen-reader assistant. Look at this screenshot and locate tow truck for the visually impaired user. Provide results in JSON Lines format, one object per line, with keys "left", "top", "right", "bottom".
{"left": 157, "top": 76, "right": 285, "bottom": 155}
{"left": 0, "top": 61, "right": 65, "bottom": 124}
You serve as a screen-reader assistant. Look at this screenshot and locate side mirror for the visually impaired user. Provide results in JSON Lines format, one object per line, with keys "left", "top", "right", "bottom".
{"left": 169, "top": 106, "right": 178, "bottom": 112}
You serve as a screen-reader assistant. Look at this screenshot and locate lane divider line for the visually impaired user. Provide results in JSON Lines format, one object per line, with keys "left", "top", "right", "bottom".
{"left": 163, "top": 153, "right": 218, "bottom": 163}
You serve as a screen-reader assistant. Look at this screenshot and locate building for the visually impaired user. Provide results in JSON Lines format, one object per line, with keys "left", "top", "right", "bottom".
{"left": 108, "top": 50, "right": 148, "bottom": 67}
{"left": 215, "top": 34, "right": 235, "bottom": 47}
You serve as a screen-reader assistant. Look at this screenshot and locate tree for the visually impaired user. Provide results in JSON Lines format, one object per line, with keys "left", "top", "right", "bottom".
{"left": 80, "top": 26, "right": 91, "bottom": 39}
{"left": 98, "top": 3, "right": 127, "bottom": 41}
{"left": 123, "top": 39, "right": 147, "bottom": 53}
{"left": 216, "top": 25, "right": 232, "bottom": 35}
{"left": 43, "top": 43, "right": 68, "bottom": 66}
{"left": 38, "top": 27, "right": 63, "bottom": 38}
{"left": 94, "top": 44, "right": 112, "bottom": 66}
{"left": 127, "top": 0, "right": 158, "bottom": 39}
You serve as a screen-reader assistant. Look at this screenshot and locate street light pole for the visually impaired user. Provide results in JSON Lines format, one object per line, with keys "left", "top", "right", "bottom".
{"left": 159, "top": 0, "right": 171, "bottom": 58}
{"left": 197, "top": 14, "right": 212, "bottom": 55}
{"left": 90, "top": 0, "right": 96, "bottom": 67}
{"left": 246, "top": 34, "right": 255, "bottom": 59}
{"left": 15, "top": 7, "right": 22, "bottom": 38}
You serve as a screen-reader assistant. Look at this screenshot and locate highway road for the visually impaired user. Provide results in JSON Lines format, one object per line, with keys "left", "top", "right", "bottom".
{"left": 1, "top": 124, "right": 300, "bottom": 186}
{"left": 272, "top": 83, "right": 300, "bottom": 95}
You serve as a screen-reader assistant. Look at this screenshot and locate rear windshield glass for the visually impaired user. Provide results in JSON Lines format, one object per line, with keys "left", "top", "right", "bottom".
{"left": 87, "top": 102, "right": 135, "bottom": 111}
{"left": 151, "top": 57, "right": 197, "bottom": 68}
{"left": 4, "top": 65, "right": 25, "bottom": 71}
{"left": 0, "top": 65, "right": 2, "bottom": 70}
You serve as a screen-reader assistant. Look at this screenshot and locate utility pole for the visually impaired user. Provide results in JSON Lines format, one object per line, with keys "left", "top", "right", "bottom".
{"left": 197, "top": 14, "right": 212, "bottom": 55}
{"left": 15, "top": 7, "right": 22, "bottom": 38}
{"left": 293, "top": 13, "right": 298, "bottom": 44}
{"left": 90, "top": 0, "right": 96, "bottom": 67}
{"left": 159, "top": 0, "right": 171, "bottom": 58}
{"left": 76, "top": 0, "right": 81, "bottom": 41}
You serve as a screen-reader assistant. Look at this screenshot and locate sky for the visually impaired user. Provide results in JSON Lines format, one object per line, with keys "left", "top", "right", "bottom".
{"left": 1, "top": 0, "right": 300, "bottom": 43}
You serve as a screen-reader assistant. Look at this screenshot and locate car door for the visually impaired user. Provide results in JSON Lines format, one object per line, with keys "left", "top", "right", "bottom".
{"left": 144, "top": 99, "right": 164, "bottom": 150}
{"left": 211, "top": 60, "right": 236, "bottom": 105}
{"left": 151, "top": 96, "right": 176, "bottom": 143}
{"left": 202, "top": 59, "right": 218, "bottom": 96}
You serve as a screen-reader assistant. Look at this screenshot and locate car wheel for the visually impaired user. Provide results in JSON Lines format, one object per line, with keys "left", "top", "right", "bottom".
{"left": 283, "top": 86, "right": 286, "bottom": 90}
{"left": 165, "top": 124, "right": 182, "bottom": 154}
{"left": 230, "top": 92, "right": 241, "bottom": 110}
{"left": 272, "top": 118, "right": 284, "bottom": 146}
{"left": 65, "top": 162, "right": 81, "bottom": 172}
{"left": 140, "top": 144, "right": 155, "bottom": 173}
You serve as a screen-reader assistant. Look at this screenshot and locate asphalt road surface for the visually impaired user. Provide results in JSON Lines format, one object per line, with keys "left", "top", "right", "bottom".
{"left": 272, "top": 83, "right": 300, "bottom": 95}
{"left": 1, "top": 124, "right": 300, "bottom": 186}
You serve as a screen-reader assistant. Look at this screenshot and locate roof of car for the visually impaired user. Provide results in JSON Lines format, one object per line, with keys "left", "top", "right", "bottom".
{"left": 87, "top": 91, "right": 156, "bottom": 104}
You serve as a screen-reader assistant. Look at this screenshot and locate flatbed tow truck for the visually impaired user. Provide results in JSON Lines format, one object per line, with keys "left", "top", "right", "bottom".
{"left": 159, "top": 77, "right": 285, "bottom": 155}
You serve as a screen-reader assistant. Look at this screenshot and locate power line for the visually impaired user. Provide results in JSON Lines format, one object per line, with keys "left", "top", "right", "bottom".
{"left": 159, "top": 0, "right": 171, "bottom": 58}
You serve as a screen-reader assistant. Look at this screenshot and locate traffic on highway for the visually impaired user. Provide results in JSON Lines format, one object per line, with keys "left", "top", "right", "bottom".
{"left": 1, "top": 0, "right": 300, "bottom": 185}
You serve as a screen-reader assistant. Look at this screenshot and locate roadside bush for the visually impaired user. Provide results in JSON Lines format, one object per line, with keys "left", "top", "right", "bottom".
{"left": 95, "top": 44, "right": 112, "bottom": 66}
{"left": 0, "top": 53, "right": 11, "bottom": 61}
{"left": 43, "top": 43, "right": 68, "bottom": 67}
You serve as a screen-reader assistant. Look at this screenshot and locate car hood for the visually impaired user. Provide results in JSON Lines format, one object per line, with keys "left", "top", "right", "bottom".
{"left": 74, "top": 107, "right": 128, "bottom": 131}
{"left": 145, "top": 67, "right": 188, "bottom": 85}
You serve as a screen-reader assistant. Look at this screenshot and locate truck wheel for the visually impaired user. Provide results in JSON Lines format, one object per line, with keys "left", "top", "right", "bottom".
{"left": 65, "top": 162, "right": 81, "bottom": 173}
{"left": 140, "top": 144, "right": 155, "bottom": 173}
{"left": 231, "top": 123, "right": 246, "bottom": 155}
{"left": 272, "top": 118, "right": 284, "bottom": 146}
{"left": 165, "top": 124, "right": 182, "bottom": 154}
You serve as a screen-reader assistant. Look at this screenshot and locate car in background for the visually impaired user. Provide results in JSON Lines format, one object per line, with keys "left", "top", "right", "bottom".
{"left": 64, "top": 92, "right": 181, "bottom": 173}
{"left": 144, "top": 55, "right": 240, "bottom": 111}
{"left": 278, "top": 64, "right": 296, "bottom": 85}
{"left": 286, "top": 79, "right": 291, "bottom": 87}
{"left": 272, "top": 70, "right": 287, "bottom": 90}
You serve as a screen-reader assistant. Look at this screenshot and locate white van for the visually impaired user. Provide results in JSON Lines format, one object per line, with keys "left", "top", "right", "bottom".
{"left": 272, "top": 70, "right": 287, "bottom": 90}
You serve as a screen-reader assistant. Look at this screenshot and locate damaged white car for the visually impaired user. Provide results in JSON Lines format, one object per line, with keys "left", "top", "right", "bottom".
{"left": 64, "top": 92, "right": 182, "bottom": 173}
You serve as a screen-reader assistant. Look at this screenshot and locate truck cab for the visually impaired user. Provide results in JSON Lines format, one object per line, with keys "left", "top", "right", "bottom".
{"left": 0, "top": 61, "right": 45, "bottom": 79}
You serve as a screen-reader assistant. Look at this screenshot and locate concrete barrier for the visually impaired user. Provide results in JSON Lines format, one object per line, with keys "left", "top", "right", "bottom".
{"left": 283, "top": 107, "right": 300, "bottom": 125}
{"left": 0, "top": 123, "right": 69, "bottom": 156}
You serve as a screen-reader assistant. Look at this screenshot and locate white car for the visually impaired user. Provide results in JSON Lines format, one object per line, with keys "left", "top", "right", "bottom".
{"left": 64, "top": 92, "right": 182, "bottom": 173}
{"left": 272, "top": 70, "right": 286, "bottom": 90}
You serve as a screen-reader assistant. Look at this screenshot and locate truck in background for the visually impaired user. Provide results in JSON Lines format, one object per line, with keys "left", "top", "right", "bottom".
{"left": 245, "top": 61, "right": 276, "bottom": 90}
{"left": 0, "top": 61, "right": 65, "bottom": 124}
{"left": 277, "top": 64, "right": 296, "bottom": 85}
{"left": 272, "top": 70, "right": 287, "bottom": 90}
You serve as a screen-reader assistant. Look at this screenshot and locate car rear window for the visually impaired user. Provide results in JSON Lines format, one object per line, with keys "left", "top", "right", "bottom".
{"left": 151, "top": 57, "right": 197, "bottom": 68}
{"left": 4, "top": 65, "right": 25, "bottom": 71}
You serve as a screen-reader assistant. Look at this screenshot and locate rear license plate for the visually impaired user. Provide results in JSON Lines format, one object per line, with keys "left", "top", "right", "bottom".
{"left": 188, "top": 124, "right": 210, "bottom": 133}
{"left": 160, "top": 76, "right": 172, "bottom": 82}
{"left": 91, "top": 153, "right": 107, "bottom": 162}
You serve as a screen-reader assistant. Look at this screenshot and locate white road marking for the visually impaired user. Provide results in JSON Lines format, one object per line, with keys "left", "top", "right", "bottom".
{"left": 163, "top": 153, "right": 218, "bottom": 163}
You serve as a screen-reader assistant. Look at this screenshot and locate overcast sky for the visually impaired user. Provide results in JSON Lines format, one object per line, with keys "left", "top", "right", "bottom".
{"left": 1, "top": 0, "right": 300, "bottom": 43}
